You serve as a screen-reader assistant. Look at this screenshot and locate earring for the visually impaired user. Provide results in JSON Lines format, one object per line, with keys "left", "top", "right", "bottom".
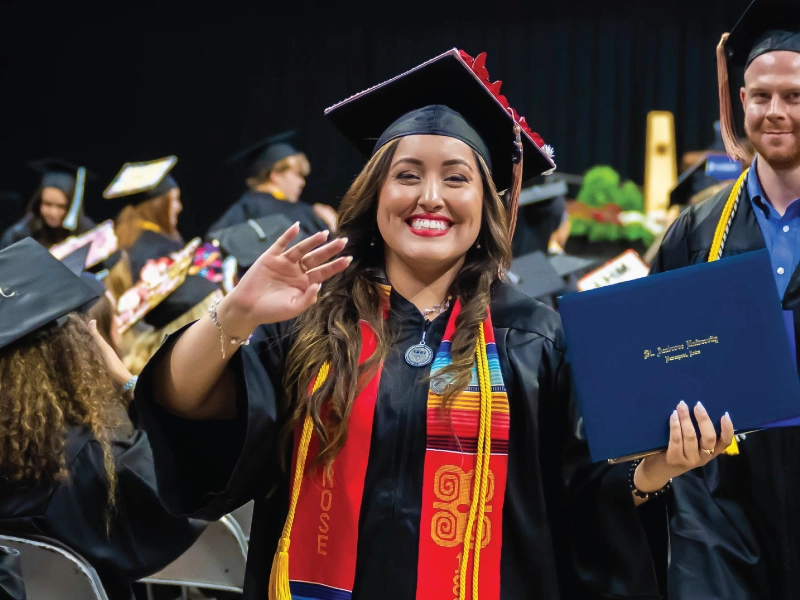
{"left": 475, "top": 238, "right": 482, "bottom": 249}
{"left": 370, "top": 228, "right": 376, "bottom": 247}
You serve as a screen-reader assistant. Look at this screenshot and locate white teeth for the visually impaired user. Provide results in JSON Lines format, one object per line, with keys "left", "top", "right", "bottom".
{"left": 411, "top": 219, "right": 449, "bottom": 231}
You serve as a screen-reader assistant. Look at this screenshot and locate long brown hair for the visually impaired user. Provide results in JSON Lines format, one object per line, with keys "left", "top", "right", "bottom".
{"left": 115, "top": 193, "right": 182, "bottom": 250}
{"left": 0, "top": 315, "right": 120, "bottom": 507}
{"left": 282, "top": 138, "right": 512, "bottom": 469}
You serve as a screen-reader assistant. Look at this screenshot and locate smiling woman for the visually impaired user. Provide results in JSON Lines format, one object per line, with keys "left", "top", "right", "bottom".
{"left": 134, "top": 49, "right": 670, "bottom": 600}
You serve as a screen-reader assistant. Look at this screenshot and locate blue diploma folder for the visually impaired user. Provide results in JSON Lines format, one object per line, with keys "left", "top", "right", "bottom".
{"left": 559, "top": 249, "right": 800, "bottom": 462}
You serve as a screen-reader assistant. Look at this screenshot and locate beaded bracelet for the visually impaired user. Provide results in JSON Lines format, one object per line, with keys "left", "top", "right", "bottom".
{"left": 628, "top": 458, "right": 672, "bottom": 500}
{"left": 208, "top": 297, "right": 252, "bottom": 359}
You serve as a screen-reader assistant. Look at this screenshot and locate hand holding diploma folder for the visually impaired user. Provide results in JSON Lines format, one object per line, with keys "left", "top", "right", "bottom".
{"left": 559, "top": 249, "right": 800, "bottom": 467}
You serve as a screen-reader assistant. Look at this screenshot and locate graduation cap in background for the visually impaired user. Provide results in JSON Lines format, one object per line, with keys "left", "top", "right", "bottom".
{"left": 224, "top": 131, "right": 301, "bottom": 177}
{"left": 209, "top": 214, "right": 304, "bottom": 270}
{"left": 506, "top": 251, "right": 567, "bottom": 300}
{"left": 0, "top": 238, "right": 101, "bottom": 350}
{"left": 27, "top": 158, "right": 95, "bottom": 231}
{"left": 102, "top": 156, "right": 179, "bottom": 204}
{"left": 324, "top": 48, "right": 556, "bottom": 238}
{"left": 144, "top": 275, "right": 219, "bottom": 329}
{"left": 59, "top": 243, "right": 109, "bottom": 314}
{"left": 48, "top": 220, "right": 120, "bottom": 271}
{"left": 717, "top": 0, "right": 800, "bottom": 160}
{"left": 670, "top": 153, "right": 743, "bottom": 206}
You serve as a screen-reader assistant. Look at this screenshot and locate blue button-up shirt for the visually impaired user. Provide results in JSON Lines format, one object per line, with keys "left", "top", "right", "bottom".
{"left": 747, "top": 157, "right": 800, "bottom": 298}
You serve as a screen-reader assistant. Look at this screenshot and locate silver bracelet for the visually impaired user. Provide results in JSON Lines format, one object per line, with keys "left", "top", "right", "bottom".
{"left": 208, "top": 297, "right": 252, "bottom": 359}
{"left": 122, "top": 376, "right": 138, "bottom": 393}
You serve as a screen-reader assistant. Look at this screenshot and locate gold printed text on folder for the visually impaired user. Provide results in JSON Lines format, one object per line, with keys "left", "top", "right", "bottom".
{"left": 643, "top": 336, "right": 719, "bottom": 363}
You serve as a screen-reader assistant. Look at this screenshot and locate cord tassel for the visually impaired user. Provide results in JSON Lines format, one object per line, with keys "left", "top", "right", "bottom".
{"left": 716, "top": 33, "right": 750, "bottom": 162}
{"left": 505, "top": 124, "right": 524, "bottom": 246}
{"left": 268, "top": 362, "right": 331, "bottom": 600}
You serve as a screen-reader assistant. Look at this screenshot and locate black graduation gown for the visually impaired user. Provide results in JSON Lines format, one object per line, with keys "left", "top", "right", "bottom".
{"left": 651, "top": 184, "right": 800, "bottom": 600}
{"left": 0, "top": 214, "right": 97, "bottom": 250}
{"left": 126, "top": 230, "right": 185, "bottom": 282}
{"left": 136, "top": 281, "right": 662, "bottom": 600}
{"left": 206, "top": 191, "right": 327, "bottom": 237}
{"left": 0, "top": 546, "right": 25, "bottom": 600}
{"left": 0, "top": 417, "right": 206, "bottom": 600}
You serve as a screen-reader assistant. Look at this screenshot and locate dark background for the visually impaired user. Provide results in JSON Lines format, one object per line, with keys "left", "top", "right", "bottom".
{"left": 0, "top": 0, "right": 751, "bottom": 238}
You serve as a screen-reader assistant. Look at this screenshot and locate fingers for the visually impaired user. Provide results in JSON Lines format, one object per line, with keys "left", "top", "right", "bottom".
{"left": 281, "top": 230, "right": 331, "bottom": 262}
{"left": 665, "top": 410, "right": 684, "bottom": 465}
{"left": 715, "top": 412, "right": 735, "bottom": 453}
{"left": 300, "top": 237, "right": 348, "bottom": 271}
{"left": 677, "top": 401, "right": 699, "bottom": 462}
{"left": 694, "top": 401, "right": 718, "bottom": 458}
{"left": 307, "top": 256, "right": 353, "bottom": 284}
{"left": 267, "top": 222, "right": 303, "bottom": 255}
{"left": 294, "top": 283, "right": 321, "bottom": 311}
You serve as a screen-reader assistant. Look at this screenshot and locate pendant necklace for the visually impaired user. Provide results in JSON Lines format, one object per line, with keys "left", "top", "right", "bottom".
{"left": 404, "top": 297, "right": 451, "bottom": 368}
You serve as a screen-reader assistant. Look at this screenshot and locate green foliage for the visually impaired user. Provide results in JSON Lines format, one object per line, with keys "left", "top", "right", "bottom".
{"left": 571, "top": 165, "right": 651, "bottom": 245}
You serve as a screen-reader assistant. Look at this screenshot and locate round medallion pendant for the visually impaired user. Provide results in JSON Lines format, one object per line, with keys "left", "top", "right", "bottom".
{"left": 405, "top": 343, "right": 434, "bottom": 367}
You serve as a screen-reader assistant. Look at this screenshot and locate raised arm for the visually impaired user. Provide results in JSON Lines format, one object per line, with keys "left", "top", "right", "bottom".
{"left": 151, "top": 223, "right": 350, "bottom": 420}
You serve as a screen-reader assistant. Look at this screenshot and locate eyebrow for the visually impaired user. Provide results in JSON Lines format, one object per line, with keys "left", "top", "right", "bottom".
{"left": 393, "top": 157, "right": 474, "bottom": 171}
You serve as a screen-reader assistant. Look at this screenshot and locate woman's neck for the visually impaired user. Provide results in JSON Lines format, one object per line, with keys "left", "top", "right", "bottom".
{"left": 756, "top": 156, "right": 800, "bottom": 216}
{"left": 384, "top": 250, "right": 463, "bottom": 317}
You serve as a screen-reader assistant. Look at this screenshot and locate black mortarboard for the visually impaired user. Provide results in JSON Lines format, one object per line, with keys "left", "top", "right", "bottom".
{"left": 0, "top": 238, "right": 100, "bottom": 350}
{"left": 144, "top": 274, "right": 219, "bottom": 329}
{"left": 209, "top": 214, "right": 302, "bottom": 269}
{"left": 27, "top": 158, "right": 95, "bottom": 231}
{"left": 225, "top": 131, "right": 300, "bottom": 177}
{"left": 548, "top": 253, "right": 598, "bottom": 279}
{"left": 669, "top": 153, "right": 743, "bottom": 206}
{"left": 103, "top": 156, "right": 179, "bottom": 204}
{"left": 717, "top": 0, "right": 800, "bottom": 159}
{"left": 506, "top": 251, "right": 567, "bottom": 300}
{"left": 61, "top": 243, "right": 92, "bottom": 275}
{"left": 325, "top": 48, "right": 556, "bottom": 236}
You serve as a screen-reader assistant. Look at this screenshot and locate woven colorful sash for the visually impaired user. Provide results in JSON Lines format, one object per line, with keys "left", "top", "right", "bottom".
{"left": 268, "top": 300, "right": 510, "bottom": 600}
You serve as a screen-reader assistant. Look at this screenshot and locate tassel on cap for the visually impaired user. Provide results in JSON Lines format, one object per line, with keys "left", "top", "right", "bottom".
{"left": 62, "top": 166, "right": 86, "bottom": 231}
{"left": 717, "top": 33, "right": 750, "bottom": 162}
{"left": 504, "top": 124, "right": 524, "bottom": 244}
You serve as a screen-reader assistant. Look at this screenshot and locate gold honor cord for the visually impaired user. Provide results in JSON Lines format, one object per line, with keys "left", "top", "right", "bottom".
{"left": 709, "top": 168, "right": 749, "bottom": 456}
{"left": 269, "top": 361, "right": 329, "bottom": 600}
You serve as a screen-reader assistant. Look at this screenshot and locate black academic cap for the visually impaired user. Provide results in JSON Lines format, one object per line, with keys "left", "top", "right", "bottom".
{"left": 60, "top": 243, "right": 92, "bottom": 275}
{"left": 225, "top": 131, "right": 300, "bottom": 176}
{"left": 669, "top": 153, "right": 743, "bottom": 206}
{"left": 506, "top": 251, "right": 567, "bottom": 300}
{"left": 144, "top": 274, "right": 219, "bottom": 329}
{"left": 0, "top": 238, "right": 100, "bottom": 350}
{"left": 718, "top": 0, "right": 800, "bottom": 159}
{"left": 103, "top": 156, "right": 179, "bottom": 203}
{"left": 209, "top": 214, "right": 303, "bottom": 269}
{"left": 324, "top": 48, "right": 556, "bottom": 194}
{"left": 725, "top": 0, "right": 800, "bottom": 69}
{"left": 548, "top": 253, "right": 598, "bottom": 278}
{"left": 27, "top": 158, "right": 95, "bottom": 231}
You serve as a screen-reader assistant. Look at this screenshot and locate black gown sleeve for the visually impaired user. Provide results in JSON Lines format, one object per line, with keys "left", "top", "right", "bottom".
{"left": 41, "top": 431, "right": 205, "bottom": 592}
{"left": 135, "top": 319, "right": 294, "bottom": 520}
{"left": 521, "top": 328, "right": 663, "bottom": 599}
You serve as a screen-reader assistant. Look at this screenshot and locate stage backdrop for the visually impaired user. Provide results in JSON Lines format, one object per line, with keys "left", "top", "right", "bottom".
{"left": 0, "top": 0, "right": 751, "bottom": 238}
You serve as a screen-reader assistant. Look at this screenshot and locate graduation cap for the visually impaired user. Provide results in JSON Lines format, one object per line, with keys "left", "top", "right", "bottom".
{"left": 144, "top": 274, "right": 219, "bottom": 329}
{"left": 0, "top": 238, "right": 101, "bottom": 350}
{"left": 670, "top": 153, "right": 743, "bottom": 206}
{"left": 27, "top": 158, "right": 94, "bottom": 231}
{"left": 717, "top": 0, "right": 800, "bottom": 160}
{"left": 324, "top": 48, "right": 556, "bottom": 237}
{"left": 103, "top": 156, "right": 179, "bottom": 203}
{"left": 225, "top": 131, "right": 301, "bottom": 177}
{"left": 209, "top": 214, "right": 302, "bottom": 270}
{"left": 548, "top": 253, "right": 598, "bottom": 279}
{"left": 506, "top": 251, "right": 567, "bottom": 300}
{"left": 116, "top": 238, "right": 209, "bottom": 333}
{"left": 48, "top": 220, "right": 119, "bottom": 270}
{"left": 59, "top": 243, "right": 110, "bottom": 313}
